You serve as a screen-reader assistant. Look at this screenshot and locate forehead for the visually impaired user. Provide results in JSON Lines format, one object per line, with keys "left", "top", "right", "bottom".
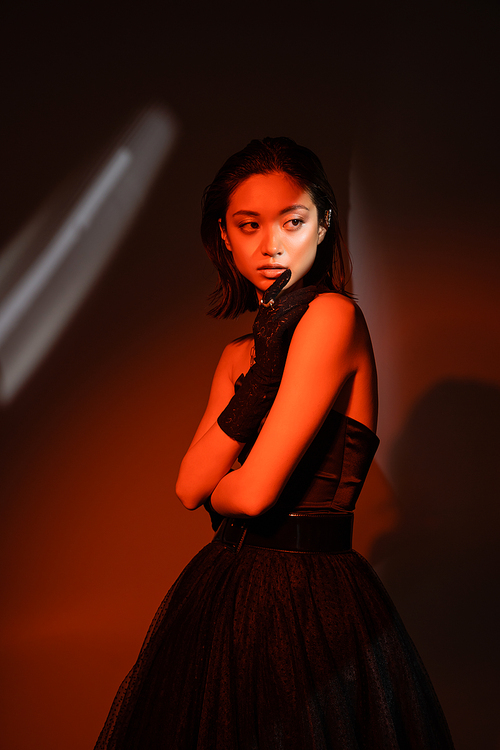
{"left": 227, "top": 172, "right": 313, "bottom": 213}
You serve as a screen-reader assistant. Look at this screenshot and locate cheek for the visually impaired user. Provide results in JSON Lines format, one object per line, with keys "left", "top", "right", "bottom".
{"left": 229, "top": 244, "right": 252, "bottom": 274}
{"left": 229, "top": 236, "right": 253, "bottom": 262}
{"left": 292, "top": 232, "right": 318, "bottom": 260}
{"left": 298, "top": 237, "right": 319, "bottom": 272}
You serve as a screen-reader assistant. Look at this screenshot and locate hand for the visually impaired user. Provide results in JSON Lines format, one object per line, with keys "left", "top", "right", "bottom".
{"left": 217, "top": 272, "right": 318, "bottom": 443}
{"left": 252, "top": 275, "right": 318, "bottom": 384}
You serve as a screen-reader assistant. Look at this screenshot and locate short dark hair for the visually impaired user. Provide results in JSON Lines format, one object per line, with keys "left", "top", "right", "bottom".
{"left": 201, "top": 136, "right": 351, "bottom": 319}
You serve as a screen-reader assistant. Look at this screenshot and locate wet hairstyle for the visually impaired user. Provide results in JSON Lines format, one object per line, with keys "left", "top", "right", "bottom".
{"left": 201, "top": 136, "right": 351, "bottom": 319}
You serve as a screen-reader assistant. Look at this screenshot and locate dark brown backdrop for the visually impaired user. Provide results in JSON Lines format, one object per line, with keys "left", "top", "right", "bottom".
{"left": 1, "top": 1, "right": 498, "bottom": 747}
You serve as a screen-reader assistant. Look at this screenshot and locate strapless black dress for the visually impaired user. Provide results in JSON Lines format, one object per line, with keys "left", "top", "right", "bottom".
{"left": 95, "top": 410, "right": 454, "bottom": 749}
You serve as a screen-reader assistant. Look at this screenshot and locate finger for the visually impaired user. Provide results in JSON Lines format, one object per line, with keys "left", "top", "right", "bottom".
{"left": 260, "top": 269, "right": 292, "bottom": 307}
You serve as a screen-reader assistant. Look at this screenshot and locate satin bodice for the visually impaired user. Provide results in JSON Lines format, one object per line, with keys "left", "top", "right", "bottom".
{"left": 239, "top": 405, "right": 379, "bottom": 524}
{"left": 277, "top": 408, "right": 379, "bottom": 514}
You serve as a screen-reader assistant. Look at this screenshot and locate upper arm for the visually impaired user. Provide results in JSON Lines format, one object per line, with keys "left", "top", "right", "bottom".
{"left": 212, "top": 294, "right": 365, "bottom": 515}
{"left": 188, "top": 339, "right": 244, "bottom": 447}
{"left": 176, "top": 337, "right": 251, "bottom": 509}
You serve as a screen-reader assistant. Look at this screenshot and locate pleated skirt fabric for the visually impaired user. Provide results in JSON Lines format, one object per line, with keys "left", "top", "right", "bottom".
{"left": 95, "top": 540, "right": 454, "bottom": 749}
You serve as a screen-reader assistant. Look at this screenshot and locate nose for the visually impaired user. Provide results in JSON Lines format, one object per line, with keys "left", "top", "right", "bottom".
{"left": 261, "top": 227, "right": 283, "bottom": 257}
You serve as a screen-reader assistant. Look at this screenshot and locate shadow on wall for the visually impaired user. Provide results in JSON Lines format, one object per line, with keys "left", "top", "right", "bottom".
{"left": 353, "top": 460, "right": 398, "bottom": 561}
{"left": 373, "top": 380, "right": 500, "bottom": 750}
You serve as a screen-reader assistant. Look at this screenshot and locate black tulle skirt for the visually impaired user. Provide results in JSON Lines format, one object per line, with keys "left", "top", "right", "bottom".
{"left": 95, "top": 540, "right": 454, "bottom": 749}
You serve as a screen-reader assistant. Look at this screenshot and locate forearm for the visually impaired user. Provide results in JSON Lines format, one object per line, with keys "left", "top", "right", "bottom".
{"left": 176, "top": 422, "right": 243, "bottom": 510}
{"left": 209, "top": 446, "right": 284, "bottom": 517}
{"left": 177, "top": 281, "right": 324, "bottom": 515}
{"left": 210, "top": 296, "right": 362, "bottom": 518}
{"left": 209, "top": 466, "right": 263, "bottom": 518}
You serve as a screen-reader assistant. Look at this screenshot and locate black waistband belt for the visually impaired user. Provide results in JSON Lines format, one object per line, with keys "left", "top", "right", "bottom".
{"left": 212, "top": 513, "right": 353, "bottom": 554}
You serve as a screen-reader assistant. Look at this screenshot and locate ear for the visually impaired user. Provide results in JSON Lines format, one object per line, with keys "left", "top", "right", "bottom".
{"left": 218, "top": 219, "right": 232, "bottom": 252}
{"left": 317, "top": 223, "right": 327, "bottom": 245}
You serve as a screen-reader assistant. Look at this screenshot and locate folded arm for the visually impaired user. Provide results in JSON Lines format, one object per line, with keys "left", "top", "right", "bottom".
{"left": 175, "top": 340, "right": 247, "bottom": 510}
{"left": 210, "top": 294, "right": 364, "bottom": 516}
{"left": 176, "top": 294, "right": 372, "bottom": 515}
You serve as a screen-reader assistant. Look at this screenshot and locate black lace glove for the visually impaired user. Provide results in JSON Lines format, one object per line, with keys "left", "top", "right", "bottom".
{"left": 217, "top": 271, "right": 317, "bottom": 443}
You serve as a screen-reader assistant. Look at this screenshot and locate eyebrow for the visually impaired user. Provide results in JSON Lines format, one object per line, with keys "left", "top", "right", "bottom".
{"left": 232, "top": 204, "right": 310, "bottom": 218}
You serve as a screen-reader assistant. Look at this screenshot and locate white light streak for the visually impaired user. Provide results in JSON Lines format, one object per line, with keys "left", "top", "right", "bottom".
{"left": 0, "top": 149, "right": 132, "bottom": 346}
{"left": 0, "top": 106, "right": 177, "bottom": 402}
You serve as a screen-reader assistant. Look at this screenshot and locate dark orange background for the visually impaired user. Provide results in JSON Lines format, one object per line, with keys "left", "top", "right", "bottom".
{"left": 1, "top": 2, "right": 499, "bottom": 748}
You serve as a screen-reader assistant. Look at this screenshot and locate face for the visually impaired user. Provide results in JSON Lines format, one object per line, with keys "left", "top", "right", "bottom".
{"left": 219, "top": 172, "right": 326, "bottom": 301}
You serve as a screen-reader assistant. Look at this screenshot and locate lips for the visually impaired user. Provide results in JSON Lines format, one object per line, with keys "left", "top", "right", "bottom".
{"left": 257, "top": 265, "right": 288, "bottom": 279}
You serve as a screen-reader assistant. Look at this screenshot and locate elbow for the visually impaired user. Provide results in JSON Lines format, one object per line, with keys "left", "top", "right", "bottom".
{"left": 239, "top": 489, "right": 273, "bottom": 516}
{"left": 175, "top": 477, "right": 201, "bottom": 511}
{"left": 243, "top": 504, "right": 269, "bottom": 517}
{"left": 177, "top": 495, "right": 197, "bottom": 512}
{"left": 212, "top": 485, "right": 273, "bottom": 517}
{"left": 175, "top": 488, "right": 193, "bottom": 511}
{"left": 234, "top": 474, "right": 277, "bottom": 516}
{"left": 244, "top": 497, "right": 275, "bottom": 517}
{"left": 177, "top": 494, "right": 200, "bottom": 512}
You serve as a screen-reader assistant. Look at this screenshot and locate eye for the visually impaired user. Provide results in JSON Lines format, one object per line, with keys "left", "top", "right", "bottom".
{"left": 239, "top": 221, "right": 260, "bottom": 233}
{"left": 284, "top": 218, "right": 304, "bottom": 230}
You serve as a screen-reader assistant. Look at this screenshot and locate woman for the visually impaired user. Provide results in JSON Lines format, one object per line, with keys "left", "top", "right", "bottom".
{"left": 95, "top": 137, "right": 454, "bottom": 749}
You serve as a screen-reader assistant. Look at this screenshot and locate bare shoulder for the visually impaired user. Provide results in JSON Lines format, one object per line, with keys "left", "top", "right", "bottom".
{"left": 194, "top": 333, "right": 253, "bottom": 436}
{"left": 309, "top": 291, "right": 364, "bottom": 317}
{"left": 300, "top": 293, "right": 368, "bottom": 341}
